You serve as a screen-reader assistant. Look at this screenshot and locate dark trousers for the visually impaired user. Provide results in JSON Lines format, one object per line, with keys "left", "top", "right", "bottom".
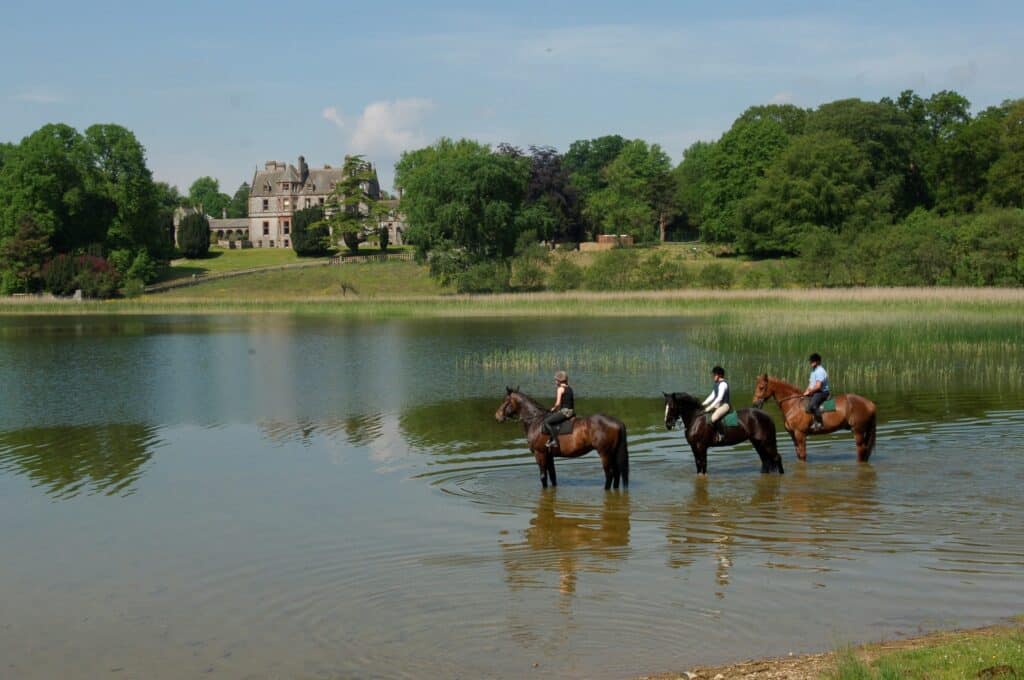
{"left": 543, "top": 411, "right": 570, "bottom": 439}
{"left": 806, "top": 392, "right": 830, "bottom": 417}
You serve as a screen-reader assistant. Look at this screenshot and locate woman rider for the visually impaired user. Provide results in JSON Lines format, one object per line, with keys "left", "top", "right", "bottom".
{"left": 702, "top": 366, "right": 731, "bottom": 443}
{"left": 544, "top": 370, "right": 575, "bottom": 450}
{"left": 803, "top": 352, "right": 831, "bottom": 431}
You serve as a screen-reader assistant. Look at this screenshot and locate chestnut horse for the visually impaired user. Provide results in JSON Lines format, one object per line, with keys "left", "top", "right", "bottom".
{"left": 495, "top": 387, "right": 629, "bottom": 490}
{"left": 752, "top": 374, "right": 877, "bottom": 462}
{"left": 663, "top": 392, "right": 783, "bottom": 475}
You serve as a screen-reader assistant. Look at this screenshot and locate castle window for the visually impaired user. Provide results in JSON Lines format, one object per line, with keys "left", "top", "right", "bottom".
{"left": 283, "top": 221, "right": 290, "bottom": 234}
{"left": 263, "top": 221, "right": 270, "bottom": 236}
{"left": 305, "top": 198, "right": 311, "bottom": 208}
{"left": 270, "top": 240, "right": 275, "bottom": 247}
{"left": 262, "top": 199, "right": 269, "bottom": 210}
{"left": 284, "top": 240, "right": 289, "bottom": 247}
{"left": 284, "top": 199, "right": 290, "bottom": 208}
{"left": 319, "top": 197, "right": 325, "bottom": 205}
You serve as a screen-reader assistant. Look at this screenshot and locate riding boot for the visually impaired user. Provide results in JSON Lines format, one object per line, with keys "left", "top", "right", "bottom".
{"left": 811, "top": 411, "right": 824, "bottom": 431}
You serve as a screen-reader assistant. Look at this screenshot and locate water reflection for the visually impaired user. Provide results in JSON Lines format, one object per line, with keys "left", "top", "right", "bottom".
{"left": 0, "top": 424, "right": 162, "bottom": 499}
{"left": 501, "top": 490, "right": 631, "bottom": 597}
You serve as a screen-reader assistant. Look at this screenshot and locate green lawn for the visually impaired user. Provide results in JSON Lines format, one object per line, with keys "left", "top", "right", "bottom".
{"left": 155, "top": 260, "right": 446, "bottom": 299}
{"left": 160, "top": 247, "right": 312, "bottom": 281}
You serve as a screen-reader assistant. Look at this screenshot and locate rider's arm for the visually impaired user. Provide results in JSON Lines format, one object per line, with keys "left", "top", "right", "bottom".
{"left": 704, "top": 384, "right": 723, "bottom": 411}
{"left": 804, "top": 380, "right": 822, "bottom": 396}
{"left": 551, "top": 385, "right": 564, "bottom": 411}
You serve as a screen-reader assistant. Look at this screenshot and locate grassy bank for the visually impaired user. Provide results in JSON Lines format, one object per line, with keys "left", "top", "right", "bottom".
{"left": 3, "top": 287, "right": 1023, "bottom": 318}
{"left": 650, "top": 618, "right": 1024, "bottom": 679}
{"left": 157, "top": 245, "right": 415, "bottom": 282}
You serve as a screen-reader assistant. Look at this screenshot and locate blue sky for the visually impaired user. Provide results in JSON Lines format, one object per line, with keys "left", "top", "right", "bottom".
{"left": 3, "top": 1, "right": 1022, "bottom": 192}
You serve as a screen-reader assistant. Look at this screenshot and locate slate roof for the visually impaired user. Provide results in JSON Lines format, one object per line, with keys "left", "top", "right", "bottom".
{"left": 250, "top": 161, "right": 345, "bottom": 197}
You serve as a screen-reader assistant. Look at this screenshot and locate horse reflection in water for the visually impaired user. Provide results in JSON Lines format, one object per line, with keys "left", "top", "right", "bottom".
{"left": 661, "top": 467, "right": 879, "bottom": 599}
{"left": 501, "top": 490, "right": 631, "bottom": 598}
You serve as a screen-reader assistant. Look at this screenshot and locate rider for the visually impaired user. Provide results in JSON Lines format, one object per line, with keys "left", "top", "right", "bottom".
{"left": 701, "top": 366, "right": 731, "bottom": 443}
{"left": 803, "top": 352, "right": 831, "bottom": 431}
{"left": 544, "top": 370, "right": 575, "bottom": 450}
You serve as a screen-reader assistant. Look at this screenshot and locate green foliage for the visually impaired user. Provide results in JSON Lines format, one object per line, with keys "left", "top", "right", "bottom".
{"left": 378, "top": 226, "right": 390, "bottom": 251}
{"left": 455, "top": 260, "right": 511, "bottom": 293}
{"left": 188, "top": 176, "right": 231, "bottom": 218}
{"left": 673, "top": 140, "right": 715, "bottom": 236}
{"left": 122, "top": 278, "right": 146, "bottom": 298}
{"left": 228, "top": 182, "right": 250, "bottom": 218}
{"left": 736, "top": 132, "right": 882, "bottom": 255}
{"left": 582, "top": 248, "right": 641, "bottom": 290}
{"left": 327, "top": 155, "right": 382, "bottom": 254}
{"left": 0, "top": 215, "right": 53, "bottom": 292}
{"left": 509, "top": 241, "right": 548, "bottom": 291}
{"left": 178, "top": 213, "right": 211, "bottom": 258}
{"left": 396, "top": 138, "right": 529, "bottom": 261}
{"left": 546, "top": 256, "right": 583, "bottom": 291}
{"left": 583, "top": 140, "right": 676, "bottom": 243}
{"left": 986, "top": 99, "right": 1024, "bottom": 208}
{"left": 0, "top": 270, "right": 19, "bottom": 296}
{"left": 41, "top": 253, "right": 80, "bottom": 295}
{"left": 41, "top": 254, "right": 120, "bottom": 297}
{"left": 291, "top": 206, "right": 330, "bottom": 256}
{"left": 697, "top": 263, "right": 735, "bottom": 289}
{"left": 633, "top": 251, "right": 688, "bottom": 289}
{"left": 126, "top": 250, "right": 160, "bottom": 283}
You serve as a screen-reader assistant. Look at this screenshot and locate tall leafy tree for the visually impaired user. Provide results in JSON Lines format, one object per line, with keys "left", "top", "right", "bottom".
{"left": 986, "top": 99, "right": 1024, "bottom": 208}
{"left": 519, "top": 145, "right": 582, "bottom": 244}
{"left": 395, "top": 138, "right": 529, "bottom": 261}
{"left": 563, "top": 135, "right": 627, "bottom": 238}
{"left": 228, "top": 182, "right": 250, "bottom": 218}
{"left": 0, "top": 215, "right": 52, "bottom": 292}
{"left": 584, "top": 140, "right": 676, "bottom": 242}
{"left": 177, "top": 213, "right": 210, "bottom": 258}
{"left": 291, "top": 205, "right": 329, "bottom": 256}
{"left": 673, "top": 140, "right": 715, "bottom": 236}
{"left": 188, "top": 176, "right": 231, "bottom": 218}
{"left": 327, "top": 155, "right": 381, "bottom": 254}
{"left": 0, "top": 124, "right": 114, "bottom": 252}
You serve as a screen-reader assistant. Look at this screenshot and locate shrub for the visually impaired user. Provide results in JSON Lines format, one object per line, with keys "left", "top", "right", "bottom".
{"left": 292, "top": 206, "right": 330, "bottom": 256}
{"left": 510, "top": 255, "right": 546, "bottom": 291}
{"left": 379, "top": 226, "right": 390, "bottom": 252}
{"left": 739, "top": 268, "right": 765, "bottom": 288}
{"left": 122, "top": 278, "right": 146, "bottom": 298}
{"left": 42, "top": 254, "right": 80, "bottom": 295}
{"left": 74, "top": 255, "right": 120, "bottom": 298}
{"left": 634, "top": 251, "right": 688, "bottom": 289}
{"left": 178, "top": 213, "right": 211, "bottom": 258}
{"left": 456, "top": 260, "right": 511, "bottom": 293}
{"left": 126, "top": 250, "right": 160, "bottom": 283}
{"left": 108, "top": 249, "right": 134, "bottom": 276}
{"left": 1, "top": 270, "right": 20, "bottom": 295}
{"left": 547, "top": 258, "right": 583, "bottom": 291}
{"left": 583, "top": 248, "right": 640, "bottom": 290}
{"left": 698, "top": 263, "right": 735, "bottom": 289}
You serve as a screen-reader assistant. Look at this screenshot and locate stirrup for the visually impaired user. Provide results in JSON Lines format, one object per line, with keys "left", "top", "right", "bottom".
{"left": 546, "top": 439, "right": 558, "bottom": 449}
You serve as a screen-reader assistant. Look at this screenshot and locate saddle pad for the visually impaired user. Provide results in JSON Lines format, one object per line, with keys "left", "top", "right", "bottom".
{"left": 557, "top": 418, "right": 576, "bottom": 435}
{"left": 822, "top": 399, "right": 836, "bottom": 412}
{"left": 706, "top": 412, "right": 740, "bottom": 427}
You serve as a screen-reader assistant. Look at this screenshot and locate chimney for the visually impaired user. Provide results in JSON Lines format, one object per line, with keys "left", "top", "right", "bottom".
{"left": 298, "top": 155, "right": 309, "bottom": 184}
{"left": 265, "top": 160, "right": 278, "bottom": 170}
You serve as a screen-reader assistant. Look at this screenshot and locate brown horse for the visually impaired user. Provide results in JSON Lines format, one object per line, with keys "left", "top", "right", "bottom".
{"left": 495, "top": 387, "right": 629, "bottom": 490}
{"left": 752, "top": 374, "right": 877, "bottom": 462}
{"left": 663, "top": 392, "right": 783, "bottom": 475}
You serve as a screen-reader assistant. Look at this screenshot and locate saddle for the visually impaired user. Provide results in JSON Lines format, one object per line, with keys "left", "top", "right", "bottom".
{"left": 705, "top": 412, "right": 740, "bottom": 427}
{"left": 554, "top": 417, "right": 577, "bottom": 435}
{"left": 804, "top": 398, "right": 837, "bottom": 412}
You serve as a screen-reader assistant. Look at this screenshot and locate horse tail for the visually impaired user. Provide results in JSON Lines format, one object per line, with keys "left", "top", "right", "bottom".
{"left": 863, "top": 409, "right": 877, "bottom": 461}
{"left": 616, "top": 424, "right": 629, "bottom": 488}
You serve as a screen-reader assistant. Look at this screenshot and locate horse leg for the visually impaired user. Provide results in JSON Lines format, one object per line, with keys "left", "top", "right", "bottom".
{"left": 546, "top": 452, "right": 558, "bottom": 487}
{"left": 535, "top": 450, "right": 548, "bottom": 488}
{"left": 692, "top": 444, "right": 708, "bottom": 476}
{"left": 600, "top": 451, "right": 613, "bottom": 490}
{"left": 854, "top": 425, "right": 869, "bottom": 463}
{"left": 791, "top": 430, "right": 808, "bottom": 462}
{"left": 752, "top": 440, "right": 770, "bottom": 474}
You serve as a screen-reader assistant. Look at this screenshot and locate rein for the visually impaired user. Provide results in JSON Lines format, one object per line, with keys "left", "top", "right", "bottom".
{"left": 776, "top": 394, "right": 805, "bottom": 404}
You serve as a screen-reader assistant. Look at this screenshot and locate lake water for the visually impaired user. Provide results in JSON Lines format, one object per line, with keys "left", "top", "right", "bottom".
{"left": 1, "top": 315, "right": 1022, "bottom": 678}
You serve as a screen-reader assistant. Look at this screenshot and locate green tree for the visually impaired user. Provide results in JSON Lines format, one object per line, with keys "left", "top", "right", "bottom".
{"left": 584, "top": 140, "right": 676, "bottom": 242}
{"left": 0, "top": 215, "right": 53, "bottom": 292}
{"left": 291, "top": 205, "right": 329, "bottom": 256}
{"left": 673, "top": 140, "right": 715, "bottom": 237}
{"left": 177, "top": 213, "right": 210, "bottom": 258}
{"left": 700, "top": 113, "right": 792, "bottom": 242}
{"left": 395, "top": 138, "right": 529, "bottom": 261}
{"left": 84, "top": 124, "right": 161, "bottom": 255}
{"left": 563, "top": 135, "right": 627, "bottom": 238}
{"left": 0, "top": 124, "right": 114, "bottom": 252}
{"left": 327, "top": 155, "right": 382, "bottom": 254}
{"left": 986, "top": 99, "right": 1024, "bottom": 208}
{"left": 188, "top": 176, "right": 231, "bottom": 218}
{"left": 228, "top": 182, "right": 250, "bottom": 218}
{"left": 736, "top": 132, "right": 881, "bottom": 255}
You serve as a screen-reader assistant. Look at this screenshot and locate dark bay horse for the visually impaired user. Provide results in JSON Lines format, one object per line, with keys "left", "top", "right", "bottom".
{"left": 663, "top": 392, "right": 783, "bottom": 475}
{"left": 752, "top": 374, "right": 877, "bottom": 462}
{"left": 495, "top": 388, "right": 629, "bottom": 490}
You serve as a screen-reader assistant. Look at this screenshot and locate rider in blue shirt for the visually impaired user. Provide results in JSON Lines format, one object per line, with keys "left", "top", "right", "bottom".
{"left": 803, "top": 353, "right": 831, "bottom": 431}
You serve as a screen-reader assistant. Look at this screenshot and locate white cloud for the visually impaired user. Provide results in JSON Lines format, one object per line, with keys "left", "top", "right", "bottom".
{"left": 322, "top": 98, "right": 434, "bottom": 155}
{"left": 770, "top": 91, "right": 794, "bottom": 105}
{"left": 10, "top": 89, "right": 64, "bottom": 104}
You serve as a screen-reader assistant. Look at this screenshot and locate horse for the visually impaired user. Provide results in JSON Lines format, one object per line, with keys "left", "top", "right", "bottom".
{"left": 495, "top": 387, "right": 629, "bottom": 490}
{"left": 752, "top": 374, "right": 877, "bottom": 462}
{"left": 663, "top": 392, "right": 783, "bottom": 475}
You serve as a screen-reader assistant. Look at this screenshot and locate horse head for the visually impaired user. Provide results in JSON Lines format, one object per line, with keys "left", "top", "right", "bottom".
{"left": 752, "top": 373, "right": 772, "bottom": 409}
{"left": 495, "top": 386, "right": 522, "bottom": 422}
{"left": 664, "top": 392, "right": 700, "bottom": 429}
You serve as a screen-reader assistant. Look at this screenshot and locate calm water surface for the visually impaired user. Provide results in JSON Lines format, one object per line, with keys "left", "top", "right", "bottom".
{"left": 0, "top": 315, "right": 1022, "bottom": 678}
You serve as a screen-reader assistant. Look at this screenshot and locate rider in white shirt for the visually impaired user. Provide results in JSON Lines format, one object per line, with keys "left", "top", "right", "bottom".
{"left": 702, "top": 366, "right": 731, "bottom": 443}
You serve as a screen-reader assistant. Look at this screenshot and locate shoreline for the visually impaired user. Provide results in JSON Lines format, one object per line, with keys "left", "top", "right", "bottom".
{"left": 641, "top": 618, "right": 1024, "bottom": 679}
{"left": 2, "top": 287, "right": 1023, "bottom": 318}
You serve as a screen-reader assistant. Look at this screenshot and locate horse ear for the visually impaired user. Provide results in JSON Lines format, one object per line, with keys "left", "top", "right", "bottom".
{"left": 514, "top": 384, "right": 520, "bottom": 393}
{"left": 662, "top": 392, "right": 668, "bottom": 399}
{"left": 505, "top": 385, "right": 513, "bottom": 395}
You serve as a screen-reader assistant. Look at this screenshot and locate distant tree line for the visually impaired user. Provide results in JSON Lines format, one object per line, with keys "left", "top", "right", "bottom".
{"left": 397, "top": 90, "right": 1024, "bottom": 290}
{"left": 0, "top": 122, "right": 253, "bottom": 296}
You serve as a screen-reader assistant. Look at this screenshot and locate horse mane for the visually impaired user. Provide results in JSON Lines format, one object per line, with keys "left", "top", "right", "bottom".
{"left": 671, "top": 391, "right": 701, "bottom": 407}
{"left": 511, "top": 390, "right": 547, "bottom": 422}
